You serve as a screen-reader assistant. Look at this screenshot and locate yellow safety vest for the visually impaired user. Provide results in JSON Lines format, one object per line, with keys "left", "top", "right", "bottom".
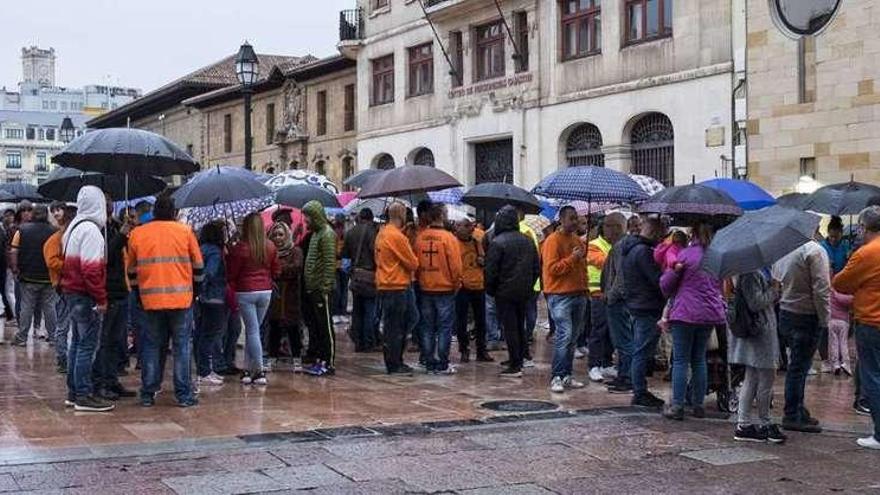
{"left": 587, "top": 236, "right": 612, "bottom": 295}
{"left": 519, "top": 221, "right": 541, "bottom": 292}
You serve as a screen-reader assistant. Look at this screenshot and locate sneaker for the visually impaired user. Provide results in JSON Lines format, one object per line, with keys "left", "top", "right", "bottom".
{"left": 550, "top": 376, "right": 565, "bottom": 393}
{"left": 240, "top": 372, "right": 253, "bottom": 385}
{"left": 562, "top": 376, "right": 585, "bottom": 389}
{"left": 110, "top": 385, "right": 137, "bottom": 398}
{"left": 177, "top": 398, "right": 199, "bottom": 408}
{"left": 499, "top": 367, "right": 523, "bottom": 378}
{"left": 588, "top": 367, "right": 604, "bottom": 383}
{"left": 523, "top": 359, "right": 535, "bottom": 369}
{"left": 74, "top": 395, "right": 115, "bottom": 412}
{"left": 807, "top": 367, "right": 818, "bottom": 376}
{"left": 734, "top": 424, "right": 768, "bottom": 443}
{"left": 253, "top": 372, "right": 268, "bottom": 385}
{"left": 140, "top": 396, "right": 155, "bottom": 408}
{"left": 207, "top": 372, "right": 225, "bottom": 384}
{"left": 663, "top": 405, "right": 684, "bottom": 421}
{"left": 574, "top": 347, "right": 587, "bottom": 359}
{"left": 820, "top": 361, "right": 833, "bottom": 373}
{"left": 854, "top": 398, "right": 872, "bottom": 416}
{"left": 388, "top": 366, "right": 414, "bottom": 376}
{"left": 292, "top": 358, "right": 303, "bottom": 372}
{"left": 632, "top": 392, "right": 665, "bottom": 408}
{"left": 198, "top": 374, "right": 224, "bottom": 386}
{"left": 857, "top": 436, "right": 880, "bottom": 450}
{"left": 764, "top": 424, "right": 787, "bottom": 444}
{"left": 782, "top": 419, "right": 822, "bottom": 434}
{"left": 601, "top": 366, "right": 618, "bottom": 379}
{"left": 606, "top": 380, "right": 633, "bottom": 394}
{"left": 840, "top": 365, "right": 853, "bottom": 377}
{"left": 304, "top": 362, "right": 328, "bottom": 376}
{"left": 192, "top": 381, "right": 200, "bottom": 395}
{"left": 64, "top": 398, "right": 75, "bottom": 408}
{"left": 437, "top": 365, "right": 457, "bottom": 375}
{"left": 96, "top": 388, "right": 120, "bottom": 401}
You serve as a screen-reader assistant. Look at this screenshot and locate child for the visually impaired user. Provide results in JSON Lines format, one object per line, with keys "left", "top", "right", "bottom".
{"left": 829, "top": 283, "right": 854, "bottom": 376}
{"left": 654, "top": 229, "right": 688, "bottom": 272}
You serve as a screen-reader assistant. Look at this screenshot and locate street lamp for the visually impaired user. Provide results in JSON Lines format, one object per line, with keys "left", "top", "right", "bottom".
{"left": 235, "top": 41, "right": 260, "bottom": 170}
{"left": 59, "top": 116, "right": 75, "bottom": 144}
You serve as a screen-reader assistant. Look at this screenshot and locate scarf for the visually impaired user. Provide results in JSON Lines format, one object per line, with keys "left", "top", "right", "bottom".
{"left": 270, "top": 221, "right": 294, "bottom": 259}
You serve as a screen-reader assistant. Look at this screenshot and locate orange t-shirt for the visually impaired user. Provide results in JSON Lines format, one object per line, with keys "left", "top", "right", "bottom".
{"left": 458, "top": 237, "right": 484, "bottom": 291}
{"left": 415, "top": 226, "right": 462, "bottom": 294}
{"left": 541, "top": 230, "right": 588, "bottom": 295}
{"left": 375, "top": 224, "right": 419, "bottom": 291}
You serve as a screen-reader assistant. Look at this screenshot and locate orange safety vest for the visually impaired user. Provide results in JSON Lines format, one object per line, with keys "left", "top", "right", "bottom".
{"left": 127, "top": 221, "right": 204, "bottom": 311}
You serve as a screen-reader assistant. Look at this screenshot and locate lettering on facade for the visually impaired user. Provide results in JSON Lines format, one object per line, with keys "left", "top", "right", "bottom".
{"left": 448, "top": 73, "right": 533, "bottom": 99}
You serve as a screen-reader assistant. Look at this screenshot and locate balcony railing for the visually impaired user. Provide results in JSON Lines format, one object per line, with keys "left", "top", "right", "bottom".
{"left": 339, "top": 9, "right": 363, "bottom": 42}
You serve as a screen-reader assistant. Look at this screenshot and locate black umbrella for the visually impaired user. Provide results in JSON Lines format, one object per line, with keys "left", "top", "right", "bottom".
{"left": 776, "top": 192, "right": 809, "bottom": 210}
{"left": 802, "top": 180, "right": 880, "bottom": 215}
{"left": 639, "top": 184, "right": 743, "bottom": 217}
{"left": 52, "top": 128, "right": 199, "bottom": 177}
{"left": 462, "top": 182, "right": 541, "bottom": 214}
{"left": 343, "top": 169, "right": 385, "bottom": 189}
{"left": 172, "top": 166, "right": 271, "bottom": 208}
{"left": 0, "top": 183, "right": 48, "bottom": 202}
{"left": 357, "top": 166, "right": 461, "bottom": 199}
{"left": 38, "top": 167, "right": 167, "bottom": 202}
{"left": 276, "top": 184, "right": 341, "bottom": 209}
{"left": 701, "top": 206, "right": 820, "bottom": 279}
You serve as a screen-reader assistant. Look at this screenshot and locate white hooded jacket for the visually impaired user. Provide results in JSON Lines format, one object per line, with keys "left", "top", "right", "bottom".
{"left": 60, "top": 185, "right": 107, "bottom": 305}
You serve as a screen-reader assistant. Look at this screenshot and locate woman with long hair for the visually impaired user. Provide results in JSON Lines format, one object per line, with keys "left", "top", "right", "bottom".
{"left": 227, "top": 213, "right": 280, "bottom": 385}
{"left": 659, "top": 221, "right": 726, "bottom": 420}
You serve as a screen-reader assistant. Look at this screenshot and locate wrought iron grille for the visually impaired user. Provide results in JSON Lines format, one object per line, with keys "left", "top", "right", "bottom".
{"left": 474, "top": 139, "right": 513, "bottom": 184}
{"left": 339, "top": 9, "right": 363, "bottom": 41}
{"left": 631, "top": 113, "right": 674, "bottom": 187}
{"left": 413, "top": 148, "right": 435, "bottom": 167}
{"left": 375, "top": 154, "right": 395, "bottom": 170}
{"left": 565, "top": 123, "right": 605, "bottom": 167}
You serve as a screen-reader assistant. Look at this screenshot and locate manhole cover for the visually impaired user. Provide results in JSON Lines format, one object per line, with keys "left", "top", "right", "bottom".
{"left": 480, "top": 400, "right": 559, "bottom": 413}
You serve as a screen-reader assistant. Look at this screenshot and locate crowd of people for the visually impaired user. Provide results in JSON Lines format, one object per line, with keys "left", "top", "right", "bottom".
{"left": 1, "top": 183, "right": 878, "bottom": 451}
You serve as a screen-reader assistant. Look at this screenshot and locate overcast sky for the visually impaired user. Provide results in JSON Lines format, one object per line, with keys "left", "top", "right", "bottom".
{"left": 0, "top": 0, "right": 353, "bottom": 93}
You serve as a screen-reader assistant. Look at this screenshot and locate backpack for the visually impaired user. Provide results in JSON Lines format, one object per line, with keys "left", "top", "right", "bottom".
{"left": 727, "top": 274, "right": 762, "bottom": 339}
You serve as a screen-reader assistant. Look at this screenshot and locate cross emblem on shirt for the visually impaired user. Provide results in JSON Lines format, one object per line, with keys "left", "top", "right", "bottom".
{"left": 423, "top": 241, "right": 439, "bottom": 268}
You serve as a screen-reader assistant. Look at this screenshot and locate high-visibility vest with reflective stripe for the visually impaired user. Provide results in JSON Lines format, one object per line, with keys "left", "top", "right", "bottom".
{"left": 588, "top": 236, "right": 612, "bottom": 295}
{"left": 127, "top": 221, "right": 204, "bottom": 311}
{"left": 519, "top": 221, "right": 541, "bottom": 292}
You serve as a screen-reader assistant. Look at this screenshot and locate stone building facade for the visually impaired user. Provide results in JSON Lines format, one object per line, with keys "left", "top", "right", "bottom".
{"left": 339, "top": 0, "right": 743, "bottom": 189}
{"left": 746, "top": 0, "right": 880, "bottom": 194}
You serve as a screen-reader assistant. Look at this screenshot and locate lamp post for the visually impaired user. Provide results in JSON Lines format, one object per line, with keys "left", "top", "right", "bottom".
{"left": 59, "top": 116, "right": 75, "bottom": 144}
{"left": 234, "top": 42, "right": 260, "bottom": 171}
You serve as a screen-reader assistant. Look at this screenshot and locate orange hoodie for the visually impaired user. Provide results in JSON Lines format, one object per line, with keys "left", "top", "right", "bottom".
{"left": 43, "top": 230, "right": 64, "bottom": 287}
{"left": 541, "top": 230, "right": 587, "bottom": 295}
{"left": 833, "top": 237, "right": 880, "bottom": 328}
{"left": 375, "top": 224, "right": 419, "bottom": 291}
{"left": 415, "top": 226, "right": 463, "bottom": 294}
{"left": 458, "top": 236, "right": 484, "bottom": 291}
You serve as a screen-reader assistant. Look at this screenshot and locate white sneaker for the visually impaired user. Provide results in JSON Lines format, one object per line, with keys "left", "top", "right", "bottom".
{"left": 808, "top": 367, "right": 818, "bottom": 376}
{"left": 208, "top": 372, "right": 225, "bottom": 383}
{"left": 588, "top": 367, "right": 604, "bottom": 383}
{"left": 574, "top": 347, "right": 587, "bottom": 359}
{"left": 438, "top": 365, "right": 457, "bottom": 375}
{"left": 857, "top": 436, "right": 880, "bottom": 450}
{"left": 563, "top": 376, "right": 586, "bottom": 389}
{"left": 292, "top": 358, "right": 303, "bottom": 372}
{"left": 240, "top": 373, "right": 253, "bottom": 385}
{"left": 199, "top": 374, "right": 223, "bottom": 386}
{"left": 820, "top": 361, "right": 834, "bottom": 373}
{"left": 550, "top": 376, "right": 565, "bottom": 393}
{"left": 601, "top": 366, "right": 618, "bottom": 379}
{"left": 192, "top": 381, "right": 200, "bottom": 395}
{"left": 523, "top": 359, "right": 535, "bottom": 368}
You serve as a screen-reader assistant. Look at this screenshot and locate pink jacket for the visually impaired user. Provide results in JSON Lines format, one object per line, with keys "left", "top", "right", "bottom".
{"left": 654, "top": 241, "right": 683, "bottom": 272}
{"left": 830, "top": 288, "right": 853, "bottom": 323}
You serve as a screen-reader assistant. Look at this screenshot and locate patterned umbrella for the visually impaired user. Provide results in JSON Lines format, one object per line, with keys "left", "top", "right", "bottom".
{"left": 264, "top": 170, "right": 340, "bottom": 194}
{"left": 184, "top": 196, "right": 274, "bottom": 233}
{"left": 522, "top": 214, "right": 552, "bottom": 242}
{"left": 428, "top": 187, "right": 465, "bottom": 205}
{"left": 630, "top": 174, "right": 666, "bottom": 196}
{"left": 531, "top": 166, "right": 648, "bottom": 204}
{"left": 336, "top": 191, "right": 358, "bottom": 207}
{"left": 568, "top": 200, "right": 620, "bottom": 217}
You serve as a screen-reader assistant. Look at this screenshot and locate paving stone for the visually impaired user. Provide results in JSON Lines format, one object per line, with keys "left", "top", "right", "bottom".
{"left": 572, "top": 431, "right": 724, "bottom": 461}
{"left": 0, "top": 474, "right": 18, "bottom": 492}
{"left": 12, "top": 466, "right": 132, "bottom": 490}
{"left": 253, "top": 479, "right": 420, "bottom": 495}
{"left": 261, "top": 463, "right": 352, "bottom": 489}
{"left": 681, "top": 447, "right": 780, "bottom": 466}
{"left": 207, "top": 450, "right": 288, "bottom": 471}
{"left": 322, "top": 434, "right": 486, "bottom": 460}
{"left": 314, "top": 426, "right": 378, "bottom": 439}
{"left": 161, "top": 471, "right": 285, "bottom": 495}
{"left": 120, "top": 456, "right": 220, "bottom": 478}
{"left": 541, "top": 471, "right": 724, "bottom": 495}
{"left": 266, "top": 444, "right": 343, "bottom": 467}
{"left": 459, "top": 483, "right": 555, "bottom": 494}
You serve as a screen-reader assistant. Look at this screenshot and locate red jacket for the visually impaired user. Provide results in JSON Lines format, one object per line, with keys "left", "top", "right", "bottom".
{"left": 226, "top": 241, "right": 280, "bottom": 293}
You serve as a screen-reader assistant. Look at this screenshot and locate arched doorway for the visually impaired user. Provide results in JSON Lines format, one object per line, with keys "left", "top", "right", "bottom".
{"left": 374, "top": 153, "right": 395, "bottom": 170}
{"left": 630, "top": 112, "right": 674, "bottom": 187}
{"left": 564, "top": 123, "right": 604, "bottom": 167}
{"left": 412, "top": 147, "right": 435, "bottom": 167}
{"left": 314, "top": 160, "right": 326, "bottom": 176}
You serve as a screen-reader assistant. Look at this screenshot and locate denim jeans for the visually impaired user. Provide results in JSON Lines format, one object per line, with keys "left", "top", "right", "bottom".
{"left": 547, "top": 294, "right": 587, "bottom": 379}
{"left": 66, "top": 294, "right": 101, "bottom": 400}
{"left": 607, "top": 302, "right": 633, "bottom": 384}
{"left": 219, "top": 308, "right": 242, "bottom": 372}
{"left": 670, "top": 324, "right": 711, "bottom": 408}
{"left": 380, "top": 290, "right": 408, "bottom": 372}
{"left": 351, "top": 294, "right": 378, "bottom": 350}
{"left": 419, "top": 293, "right": 456, "bottom": 372}
{"left": 197, "top": 302, "right": 225, "bottom": 377}
{"left": 140, "top": 308, "right": 194, "bottom": 403}
{"left": 855, "top": 324, "right": 880, "bottom": 441}
{"left": 15, "top": 282, "right": 56, "bottom": 344}
{"left": 93, "top": 298, "right": 127, "bottom": 390}
{"left": 237, "top": 291, "right": 272, "bottom": 375}
{"left": 333, "top": 270, "right": 349, "bottom": 316}
{"left": 55, "top": 294, "right": 72, "bottom": 366}
{"left": 630, "top": 312, "right": 661, "bottom": 396}
{"left": 485, "top": 295, "right": 502, "bottom": 343}
{"left": 779, "top": 310, "right": 820, "bottom": 421}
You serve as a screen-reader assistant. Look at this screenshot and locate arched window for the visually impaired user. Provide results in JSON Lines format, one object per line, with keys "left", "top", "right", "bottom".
{"left": 772, "top": 0, "right": 840, "bottom": 36}
{"left": 413, "top": 148, "right": 435, "bottom": 167}
{"left": 375, "top": 153, "right": 395, "bottom": 170}
{"left": 288, "top": 160, "right": 299, "bottom": 170}
{"left": 342, "top": 157, "right": 355, "bottom": 180}
{"left": 565, "top": 124, "right": 604, "bottom": 167}
{"left": 631, "top": 112, "right": 674, "bottom": 187}
{"left": 314, "top": 160, "right": 326, "bottom": 176}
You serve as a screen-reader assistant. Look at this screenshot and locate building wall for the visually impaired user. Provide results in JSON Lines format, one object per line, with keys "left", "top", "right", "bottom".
{"left": 746, "top": 0, "right": 880, "bottom": 194}
{"left": 132, "top": 105, "right": 204, "bottom": 166}
{"left": 199, "top": 89, "right": 286, "bottom": 171}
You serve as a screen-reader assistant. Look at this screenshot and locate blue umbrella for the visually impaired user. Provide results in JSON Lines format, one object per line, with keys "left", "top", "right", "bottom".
{"left": 701, "top": 178, "right": 776, "bottom": 211}
{"left": 428, "top": 187, "right": 465, "bottom": 204}
{"left": 172, "top": 165, "right": 271, "bottom": 208}
{"left": 531, "top": 166, "right": 648, "bottom": 204}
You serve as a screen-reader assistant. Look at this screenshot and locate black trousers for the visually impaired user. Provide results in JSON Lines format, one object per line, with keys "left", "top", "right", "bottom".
{"left": 380, "top": 290, "right": 408, "bottom": 372}
{"left": 455, "top": 289, "right": 486, "bottom": 355}
{"left": 268, "top": 319, "right": 302, "bottom": 358}
{"left": 305, "top": 293, "right": 334, "bottom": 367}
{"left": 497, "top": 297, "right": 526, "bottom": 370}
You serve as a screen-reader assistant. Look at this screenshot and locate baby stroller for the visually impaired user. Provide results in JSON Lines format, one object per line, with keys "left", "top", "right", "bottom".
{"left": 686, "top": 326, "right": 745, "bottom": 413}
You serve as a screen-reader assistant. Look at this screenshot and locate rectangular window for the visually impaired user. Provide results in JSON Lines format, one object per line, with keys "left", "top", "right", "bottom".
{"left": 450, "top": 31, "right": 464, "bottom": 87}
{"left": 625, "top": 0, "right": 671, "bottom": 44}
{"left": 36, "top": 152, "right": 47, "bottom": 171}
{"left": 515, "top": 11, "right": 530, "bottom": 72}
{"left": 42, "top": 101, "right": 49, "bottom": 110}
{"left": 344, "top": 84, "right": 355, "bottom": 132}
{"left": 61, "top": 101, "right": 68, "bottom": 110}
{"left": 373, "top": 0, "right": 388, "bottom": 9}
{"left": 4, "top": 128, "right": 23, "bottom": 139}
{"left": 408, "top": 43, "right": 434, "bottom": 96}
{"left": 266, "top": 103, "right": 276, "bottom": 144}
{"left": 561, "top": 0, "right": 601, "bottom": 59}
{"left": 50, "top": 101, "right": 57, "bottom": 109}
{"left": 26, "top": 127, "right": 35, "bottom": 140}
{"left": 372, "top": 55, "right": 395, "bottom": 105}
{"left": 5, "top": 151, "right": 21, "bottom": 169}
{"left": 38, "top": 128, "right": 45, "bottom": 140}
{"left": 46, "top": 128, "right": 55, "bottom": 141}
{"left": 475, "top": 20, "right": 505, "bottom": 81}
{"left": 223, "top": 113, "right": 232, "bottom": 153}
{"left": 316, "top": 90, "right": 327, "bottom": 136}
